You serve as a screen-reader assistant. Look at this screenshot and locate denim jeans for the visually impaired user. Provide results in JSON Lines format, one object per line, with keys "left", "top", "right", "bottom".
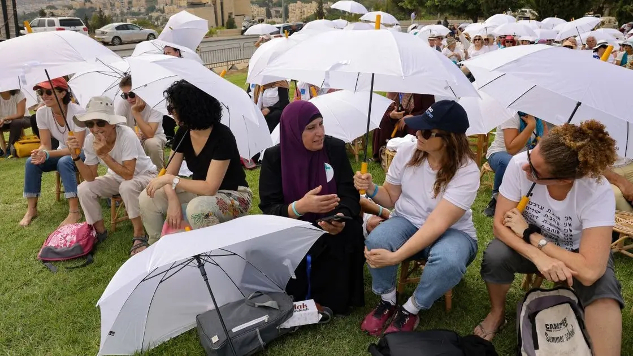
{"left": 488, "top": 151, "right": 513, "bottom": 196}
{"left": 24, "top": 153, "right": 84, "bottom": 199}
{"left": 365, "top": 216, "right": 478, "bottom": 310}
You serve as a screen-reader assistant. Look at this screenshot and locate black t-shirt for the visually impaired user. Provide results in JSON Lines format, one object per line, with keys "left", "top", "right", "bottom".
{"left": 174, "top": 123, "right": 248, "bottom": 190}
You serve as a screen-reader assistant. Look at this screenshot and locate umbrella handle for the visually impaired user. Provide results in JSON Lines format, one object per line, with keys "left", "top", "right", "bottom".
{"left": 601, "top": 45, "right": 614, "bottom": 62}
{"left": 359, "top": 162, "right": 368, "bottom": 195}
{"left": 68, "top": 131, "right": 81, "bottom": 156}
{"left": 375, "top": 15, "right": 381, "bottom": 29}
{"left": 517, "top": 196, "right": 529, "bottom": 213}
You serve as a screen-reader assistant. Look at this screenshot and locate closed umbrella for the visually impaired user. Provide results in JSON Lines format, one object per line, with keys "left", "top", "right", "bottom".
{"left": 485, "top": 14, "right": 516, "bottom": 26}
{"left": 360, "top": 11, "right": 399, "bottom": 25}
{"left": 555, "top": 17, "right": 601, "bottom": 42}
{"left": 534, "top": 29, "right": 558, "bottom": 41}
{"left": 541, "top": 17, "right": 566, "bottom": 30}
{"left": 97, "top": 215, "right": 324, "bottom": 355}
{"left": 158, "top": 10, "right": 208, "bottom": 51}
{"left": 494, "top": 23, "right": 537, "bottom": 37}
{"left": 244, "top": 23, "right": 278, "bottom": 35}
{"left": 331, "top": 0, "right": 368, "bottom": 14}
{"left": 417, "top": 24, "right": 451, "bottom": 37}
{"left": 132, "top": 39, "right": 203, "bottom": 63}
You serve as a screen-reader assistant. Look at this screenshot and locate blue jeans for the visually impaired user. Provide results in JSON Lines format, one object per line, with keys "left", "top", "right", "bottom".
{"left": 365, "top": 216, "right": 478, "bottom": 310}
{"left": 24, "top": 153, "right": 83, "bottom": 199}
{"left": 488, "top": 151, "right": 513, "bottom": 196}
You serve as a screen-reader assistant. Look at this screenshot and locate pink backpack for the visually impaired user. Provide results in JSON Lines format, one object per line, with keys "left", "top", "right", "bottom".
{"left": 38, "top": 223, "right": 99, "bottom": 273}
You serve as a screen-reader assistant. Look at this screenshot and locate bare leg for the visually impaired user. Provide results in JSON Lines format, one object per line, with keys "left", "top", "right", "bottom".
{"left": 585, "top": 298, "right": 621, "bottom": 356}
{"left": 130, "top": 217, "right": 148, "bottom": 256}
{"left": 19, "top": 197, "right": 39, "bottom": 227}
{"left": 473, "top": 282, "right": 511, "bottom": 341}
{"left": 59, "top": 197, "right": 82, "bottom": 226}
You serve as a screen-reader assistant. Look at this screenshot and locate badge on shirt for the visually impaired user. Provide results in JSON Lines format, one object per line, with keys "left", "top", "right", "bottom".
{"left": 324, "top": 163, "right": 334, "bottom": 182}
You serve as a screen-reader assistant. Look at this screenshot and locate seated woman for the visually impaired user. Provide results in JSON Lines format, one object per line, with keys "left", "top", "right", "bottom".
{"left": 475, "top": 121, "right": 622, "bottom": 356}
{"left": 21, "top": 77, "right": 86, "bottom": 227}
{"left": 484, "top": 112, "right": 547, "bottom": 217}
{"left": 259, "top": 101, "right": 365, "bottom": 315}
{"left": 354, "top": 101, "right": 480, "bottom": 335}
{"left": 69, "top": 97, "right": 157, "bottom": 255}
{"left": 254, "top": 80, "right": 290, "bottom": 133}
{"left": 139, "top": 80, "right": 252, "bottom": 249}
{"left": 0, "top": 90, "right": 30, "bottom": 157}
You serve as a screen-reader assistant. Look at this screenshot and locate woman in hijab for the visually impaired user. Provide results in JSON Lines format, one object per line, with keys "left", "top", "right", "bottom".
{"left": 259, "top": 101, "right": 365, "bottom": 316}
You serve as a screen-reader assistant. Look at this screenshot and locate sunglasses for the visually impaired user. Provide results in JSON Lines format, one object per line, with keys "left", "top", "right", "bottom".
{"left": 84, "top": 120, "right": 108, "bottom": 128}
{"left": 526, "top": 148, "right": 566, "bottom": 181}
{"left": 418, "top": 130, "right": 445, "bottom": 140}
{"left": 474, "top": 38, "right": 483, "bottom": 42}
{"left": 120, "top": 91, "right": 136, "bottom": 100}
{"left": 36, "top": 88, "right": 62, "bottom": 96}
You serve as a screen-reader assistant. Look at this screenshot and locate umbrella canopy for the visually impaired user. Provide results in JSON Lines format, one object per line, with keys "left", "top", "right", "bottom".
{"left": 344, "top": 22, "right": 378, "bottom": 30}
{"left": 493, "top": 23, "right": 537, "bottom": 37}
{"left": 555, "top": 17, "right": 601, "bottom": 41}
{"left": 600, "top": 28, "right": 625, "bottom": 40}
{"left": 360, "top": 11, "right": 399, "bottom": 25}
{"left": 244, "top": 23, "right": 278, "bottom": 35}
{"left": 158, "top": 10, "right": 208, "bottom": 51}
{"left": 541, "top": 17, "right": 566, "bottom": 30}
{"left": 579, "top": 30, "right": 619, "bottom": 47}
{"left": 132, "top": 39, "right": 203, "bottom": 63}
{"left": 256, "top": 30, "right": 478, "bottom": 98}
{"left": 68, "top": 60, "right": 130, "bottom": 108}
{"left": 332, "top": 19, "right": 349, "bottom": 29}
{"left": 457, "top": 89, "right": 517, "bottom": 135}
{"left": 247, "top": 37, "right": 300, "bottom": 85}
{"left": 485, "top": 14, "right": 516, "bottom": 26}
{"left": 97, "top": 215, "right": 324, "bottom": 355}
{"left": 0, "top": 31, "right": 121, "bottom": 91}
{"left": 331, "top": 0, "right": 368, "bottom": 14}
{"left": 517, "top": 20, "right": 542, "bottom": 30}
{"left": 303, "top": 19, "right": 336, "bottom": 30}
{"left": 463, "top": 22, "right": 498, "bottom": 37}
{"left": 417, "top": 24, "right": 451, "bottom": 37}
{"left": 534, "top": 29, "right": 558, "bottom": 41}
{"left": 271, "top": 90, "right": 392, "bottom": 144}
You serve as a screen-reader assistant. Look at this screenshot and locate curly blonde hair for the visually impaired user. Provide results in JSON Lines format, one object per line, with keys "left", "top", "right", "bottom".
{"left": 539, "top": 120, "right": 616, "bottom": 180}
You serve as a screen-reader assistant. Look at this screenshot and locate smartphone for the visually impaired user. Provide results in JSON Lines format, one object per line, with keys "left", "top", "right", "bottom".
{"left": 316, "top": 215, "right": 353, "bottom": 223}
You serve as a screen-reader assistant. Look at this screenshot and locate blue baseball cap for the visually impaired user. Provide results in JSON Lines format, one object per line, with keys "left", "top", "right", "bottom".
{"left": 404, "top": 100, "right": 469, "bottom": 134}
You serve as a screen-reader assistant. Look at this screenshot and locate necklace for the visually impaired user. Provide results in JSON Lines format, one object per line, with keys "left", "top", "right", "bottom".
{"left": 52, "top": 110, "right": 67, "bottom": 135}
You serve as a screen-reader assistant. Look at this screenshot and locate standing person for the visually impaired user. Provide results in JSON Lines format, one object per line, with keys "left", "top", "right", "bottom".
{"left": 259, "top": 101, "right": 365, "bottom": 315}
{"left": 69, "top": 97, "right": 157, "bottom": 255}
{"left": 115, "top": 75, "right": 166, "bottom": 170}
{"left": 442, "top": 16, "right": 449, "bottom": 28}
{"left": 475, "top": 121, "right": 622, "bottom": 356}
{"left": 139, "top": 80, "right": 252, "bottom": 249}
{"left": 0, "top": 90, "right": 30, "bottom": 157}
{"left": 355, "top": 101, "right": 480, "bottom": 334}
{"left": 21, "top": 78, "right": 86, "bottom": 227}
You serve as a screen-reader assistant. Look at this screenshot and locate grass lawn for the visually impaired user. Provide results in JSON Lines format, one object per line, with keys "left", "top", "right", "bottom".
{"left": 0, "top": 71, "right": 631, "bottom": 356}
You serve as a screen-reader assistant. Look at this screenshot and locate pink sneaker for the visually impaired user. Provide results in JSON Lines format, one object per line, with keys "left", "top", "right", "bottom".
{"left": 360, "top": 300, "right": 396, "bottom": 336}
{"left": 384, "top": 307, "right": 419, "bottom": 334}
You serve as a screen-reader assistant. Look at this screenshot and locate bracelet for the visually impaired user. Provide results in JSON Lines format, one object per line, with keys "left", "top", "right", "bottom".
{"left": 378, "top": 206, "right": 383, "bottom": 217}
{"left": 73, "top": 155, "right": 81, "bottom": 162}
{"left": 43, "top": 150, "right": 49, "bottom": 161}
{"left": 367, "top": 184, "right": 379, "bottom": 199}
{"left": 291, "top": 201, "right": 303, "bottom": 217}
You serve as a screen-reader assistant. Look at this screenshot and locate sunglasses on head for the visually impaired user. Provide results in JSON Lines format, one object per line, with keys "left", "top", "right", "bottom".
{"left": 418, "top": 130, "right": 445, "bottom": 140}
{"left": 36, "top": 88, "right": 62, "bottom": 96}
{"left": 84, "top": 120, "right": 108, "bottom": 128}
{"left": 120, "top": 91, "right": 136, "bottom": 100}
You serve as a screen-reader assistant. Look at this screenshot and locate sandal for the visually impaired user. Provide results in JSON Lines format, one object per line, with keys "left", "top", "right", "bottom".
{"left": 475, "top": 318, "right": 507, "bottom": 341}
{"left": 130, "top": 236, "right": 150, "bottom": 256}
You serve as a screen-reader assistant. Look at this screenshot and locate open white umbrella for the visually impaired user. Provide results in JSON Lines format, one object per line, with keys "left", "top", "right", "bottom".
{"left": 555, "top": 17, "right": 601, "bottom": 41}
{"left": 534, "top": 29, "right": 558, "bottom": 41}
{"left": 541, "top": 17, "right": 566, "bottom": 30}
{"left": 579, "top": 30, "right": 619, "bottom": 47}
{"left": 303, "top": 19, "right": 336, "bottom": 30}
{"left": 97, "top": 215, "right": 324, "bottom": 355}
{"left": 360, "top": 11, "right": 399, "bottom": 25}
{"left": 457, "top": 89, "right": 517, "bottom": 135}
{"left": 417, "top": 24, "right": 451, "bottom": 37}
{"left": 68, "top": 60, "right": 130, "bottom": 108}
{"left": 158, "top": 11, "right": 208, "bottom": 51}
{"left": 344, "top": 22, "right": 378, "bottom": 30}
{"left": 587, "top": 28, "right": 624, "bottom": 41}
{"left": 244, "top": 23, "right": 278, "bottom": 36}
{"left": 332, "top": 19, "right": 349, "bottom": 29}
{"left": 132, "top": 39, "right": 203, "bottom": 63}
{"left": 517, "top": 20, "right": 541, "bottom": 30}
{"left": 331, "top": 0, "right": 368, "bottom": 14}
{"left": 494, "top": 23, "right": 537, "bottom": 37}
{"left": 271, "top": 90, "right": 392, "bottom": 144}
{"left": 485, "top": 14, "right": 516, "bottom": 26}
{"left": 463, "top": 22, "right": 499, "bottom": 37}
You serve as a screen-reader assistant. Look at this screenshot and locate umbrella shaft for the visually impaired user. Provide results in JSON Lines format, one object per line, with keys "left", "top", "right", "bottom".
{"left": 363, "top": 73, "right": 375, "bottom": 163}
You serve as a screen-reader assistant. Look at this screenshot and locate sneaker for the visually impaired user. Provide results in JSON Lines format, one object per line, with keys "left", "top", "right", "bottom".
{"left": 360, "top": 300, "right": 396, "bottom": 336}
{"left": 483, "top": 197, "right": 496, "bottom": 217}
{"left": 384, "top": 306, "right": 420, "bottom": 334}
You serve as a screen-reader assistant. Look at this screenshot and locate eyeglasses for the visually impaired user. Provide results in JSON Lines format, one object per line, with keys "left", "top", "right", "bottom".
{"left": 120, "top": 92, "right": 136, "bottom": 100}
{"left": 166, "top": 103, "right": 175, "bottom": 115}
{"left": 84, "top": 120, "right": 108, "bottom": 128}
{"left": 36, "top": 88, "right": 62, "bottom": 97}
{"left": 526, "top": 148, "right": 567, "bottom": 181}
{"left": 418, "top": 130, "right": 445, "bottom": 140}
{"left": 473, "top": 38, "right": 483, "bottom": 42}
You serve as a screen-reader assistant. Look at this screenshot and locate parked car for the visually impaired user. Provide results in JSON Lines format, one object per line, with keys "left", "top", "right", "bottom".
{"left": 95, "top": 23, "right": 157, "bottom": 45}
{"left": 273, "top": 23, "right": 304, "bottom": 36}
{"left": 19, "top": 17, "right": 88, "bottom": 36}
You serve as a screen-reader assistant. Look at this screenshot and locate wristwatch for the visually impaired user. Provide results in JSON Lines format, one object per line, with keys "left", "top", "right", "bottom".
{"left": 172, "top": 176, "right": 180, "bottom": 190}
{"left": 537, "top": 239, "right": 548, "bottom": 250}
{"left": 522, "top": 224, "right": 542, "bottom": 244}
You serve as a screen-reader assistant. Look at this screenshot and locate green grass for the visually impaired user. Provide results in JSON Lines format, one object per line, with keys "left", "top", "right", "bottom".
{"left": 0, "top": 72, "right": 631, "bottom": 356}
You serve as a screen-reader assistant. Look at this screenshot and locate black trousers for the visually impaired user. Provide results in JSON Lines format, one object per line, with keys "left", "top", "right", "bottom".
{"left": 1, "top": 118, "right": 30, "bottom": 147}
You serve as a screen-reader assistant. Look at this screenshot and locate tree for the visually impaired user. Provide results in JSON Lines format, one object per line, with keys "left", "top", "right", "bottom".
{"left": 481, "top": 0, "right": 525, "bottom": 16}
{"left": 283, "top": 4, "right": 289, "bottom": 20}
{"left": 48, "top": 11, "right": 56, "bottom": 17}
{"left": 420, "top": 0, "right": 484, "bottom": 22}
{"left": 265, "top": 6, "right": 272, "bottom": 19}
{"left": 146, "top": 4, "right": 156, "bottom": 13}
{"left": 614, "top": 0, "right": 633, "bottom": 24}
{"left": 528, "top": 0, "right": 592, "bottom": 20}
{"left": 38, "top": 9, "right": 46, "bottom": 17}
{"left": 316, "top": 0, "right": 325, "bottom": 19}
{"left": 84, "top": 15, "right": 91, "bottom": 33}
{"left": 226, "top": 13, "right": 236, "bottom": 28}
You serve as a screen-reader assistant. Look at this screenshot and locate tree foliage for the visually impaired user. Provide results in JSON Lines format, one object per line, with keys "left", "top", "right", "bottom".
{"left": 528, "top": 0, "right": 592, "bottom": 20}
{"left": 419, "top": 0, "right": 485, "bottom": 22}
{"left": 316, "top": 0, "right": 325, "bottom": 19}
{"left": 38, "top": 9, "right": 46, "bottom": 17}
{"left": 89, "top": 8, "right": 112, "bottom": 31}
{"left": 226, "top": 14, "right": 237, "bottom": 28}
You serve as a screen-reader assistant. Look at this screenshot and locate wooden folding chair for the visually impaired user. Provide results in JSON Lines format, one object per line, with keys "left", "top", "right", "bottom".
{"left": 110, "top": 195, "right": 129, "bottom": 232}
{"left": 55, "top": 172, "right": 83, "bottom": 201}
{"left": 397, "top": 259, "right": 453, "bottom": 312}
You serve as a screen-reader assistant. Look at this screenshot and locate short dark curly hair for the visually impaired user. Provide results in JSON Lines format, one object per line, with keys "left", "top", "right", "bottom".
{"left": 163, "top": 80, "right": 222, "bottom": 130}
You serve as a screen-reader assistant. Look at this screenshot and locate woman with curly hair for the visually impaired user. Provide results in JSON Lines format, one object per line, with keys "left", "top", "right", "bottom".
{"left": 475, "top": 120, "right": 623, "bottom": 356}
{"left": 354, "top": 101, "right": 480, "bottom": 334}
{"left": 138, "top": 80, "right": 252, "bottom": 251}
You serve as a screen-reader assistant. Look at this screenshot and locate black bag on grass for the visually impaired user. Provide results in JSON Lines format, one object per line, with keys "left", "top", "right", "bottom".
{"left": 368, "top": 330, "right": 497, "bottom": 356}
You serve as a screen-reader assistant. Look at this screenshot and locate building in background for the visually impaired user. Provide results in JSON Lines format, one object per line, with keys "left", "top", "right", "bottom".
{"left": 0, "top": 0, "right": 19, "bottom": 40}
{"left": 187, "top": 0, "right": 248, "bottom": 28}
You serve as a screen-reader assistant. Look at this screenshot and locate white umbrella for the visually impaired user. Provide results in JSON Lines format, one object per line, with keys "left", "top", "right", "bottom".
{"left": 534, "top": 29, "right": 558, "bottom": 41}
{"left": 541, "top": 17, "right": 566, "bottom": 30}
{"left": 458, "top": 89, "right": 517, "bottom": 135}
{"left": 244, "top": 23, "right": 278, "bottom": 35}
{"left": 247, "top": 38, "right": 299, "bottom": 85}
{"left": 132, "top": 39, "right": 203, "bottom": 64}
{"left": 0, "top": 31, "right": 121, "bottom": 92}
{"left": 271, "top": 90, "right": 392, "bottom": 144}
{"left": 590, "top": 28, "right": 624, "bottom": 41}
{"left": 332, "top": 19, "right": 349, "bottom": 29}
{"left": 303, "top": 19, "right": 336, "bottom": 30}
{"left": 344, "top": 22, "right": 379, "bottom": 31}
{"left": 68, "top": 60, "right": 130, "bottom": 108}
{"left": 330, "top": 0, "right": 368, "bottom": 14}
{"left": 97, "top": 215, "right": 324, "bottom": 355}
{"left": 485, "top": 14, "right": 516, "bottom": 26}
{"left": 579, "top": 30, "right": 619, "bottom": 47}
{"left": 517, "top": 20, "right": 541, "bottom": 30}
{"left": 158, "top": 10, "right": 208, "bottom": 51}
{"left": 464, "top": 22, "right": 498, "bottom": 37}
{"left": 494, "top": 23, "right": 537, "bottom": 37}
{"left": 555, "top": 17, "right": 601, "bottom": 41}
{"left": 360, "top": 11, "right": 399, "bottom": 25}
{"left": 417, "top": 24, "right": 451, "bottom": 37}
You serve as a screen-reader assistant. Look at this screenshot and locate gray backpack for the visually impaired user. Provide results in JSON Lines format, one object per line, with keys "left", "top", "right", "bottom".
{"left": 196, "top": 291, "right": 294, "bottom": 356}
{"left": 517, "top": 287, "right": 592, "bottom": 356}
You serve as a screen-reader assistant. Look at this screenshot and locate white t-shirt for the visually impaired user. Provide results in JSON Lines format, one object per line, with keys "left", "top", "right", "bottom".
{"left": 486, "top": 45, "right": 498, "bottom": 52}
{"left": 386, "top": 141, "right": 480, "bottom": 239}
{"left": 486, "top": 114, "right": 538, "bottom": 159}
{"left": 115, "top": 100, "right": 165, "bottom": 139}
{"left": 35, "top": 103, "right": 86, "bottom": 149}
{"left": 468, "top": 46, "right": 488, "bottom": 58}
{"left": 441, "top": 47, "right": 464, "bottom": 62}
{"left": 0, "top": 91, "right": 26, "bottom": 117}
{"left": 84, "top": 125, "right": 157, "bottom": 181}
{"left": 500, "top": 152, "right": 615, "bottom": 251}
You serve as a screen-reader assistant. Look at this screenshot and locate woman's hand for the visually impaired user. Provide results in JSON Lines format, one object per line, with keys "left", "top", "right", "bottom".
{"left": 66, "top": 136, "right": 81, "bottom": 159}
{"left": 503, "top": 208, "right": 529, "bottom": 238}
{"left": 93, "top": 133, "right": 111, "bottom": 158}
{"left": 522, "top": 114, "right": 536, "bottom": 128}
{"left": 296, "top": 185, "right": 339, "bottom": 214}
{"left": 166, "top": 200, "right": 183, "bottom": 230}
{"left": 318, "top": 213, "right": 345, "bottom": 235}
{"left": 146, "top": 174, "right": 174, "bottom": 198}
{"left": 365, "top": 247, "right": 400, "bottom": 268}
{"left": 389, "top": 110, "right": 405, "bottom": 120}
{"left": 261, "top": 107, "right": 270, "bottom": 116}
{"left": 533, "top": 254, "right": 576, "bottom": 287}
{"left": 30, "top": 148, "right": 47, "bottom": 165}
{"left": 132, "top": 96, "right": 146, "bottom": 113}
{"left": 354, "top": 171, "right": 374, "bottom": 192}
{"left": 366, "top": 215, "right": 384, "bottom": 234}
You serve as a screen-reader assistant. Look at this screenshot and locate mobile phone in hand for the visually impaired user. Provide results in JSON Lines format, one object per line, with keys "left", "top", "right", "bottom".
{"left": 316, "top": 215, "right": 353, "bottom": 223}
